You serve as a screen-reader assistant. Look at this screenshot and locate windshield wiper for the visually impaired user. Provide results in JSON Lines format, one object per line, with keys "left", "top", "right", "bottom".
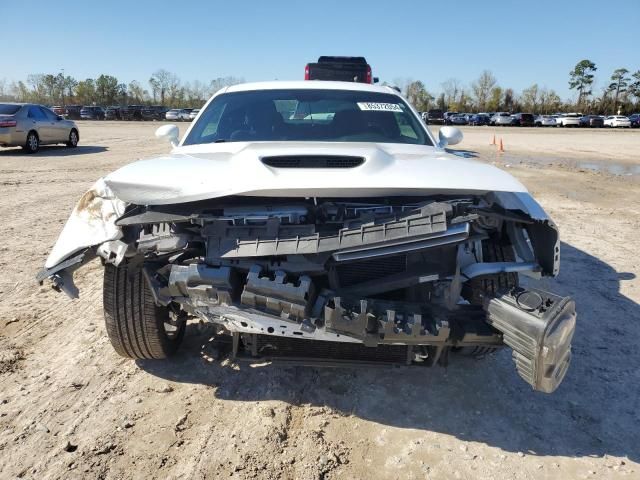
{"left": 213, "top": 139, "right": 228, "bottom": 143}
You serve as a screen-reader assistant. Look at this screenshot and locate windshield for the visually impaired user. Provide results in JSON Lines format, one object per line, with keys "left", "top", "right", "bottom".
{"left": 0, "top": 104, "right": 22, "bottom": 115}
{"left": 183, "top": 89, "right": 431, "bottom": 146}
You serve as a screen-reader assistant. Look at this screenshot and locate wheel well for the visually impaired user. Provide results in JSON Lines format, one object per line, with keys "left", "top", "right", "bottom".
{"left": 28, "top": 129, "right": 38, "bottom": 138}
{"left": 70, "top": 128, "right": 79, "bottom": 140}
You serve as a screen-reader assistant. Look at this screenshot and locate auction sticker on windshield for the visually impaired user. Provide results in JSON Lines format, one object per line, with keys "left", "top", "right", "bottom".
{"left": 357, "top": 102, "right": 403, "bottom": 112}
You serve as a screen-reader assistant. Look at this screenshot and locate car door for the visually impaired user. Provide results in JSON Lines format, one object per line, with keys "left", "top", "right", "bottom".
{"left": 27, "top": 106, "right": 51, "bottom": 142}
{"left": 40, "top": 107, "right": 67, "bottom": 142}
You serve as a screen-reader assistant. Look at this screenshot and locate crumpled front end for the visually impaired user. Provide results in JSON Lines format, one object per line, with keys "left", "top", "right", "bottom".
{"left": 39, "top": 181, "right": 575, "bottom": 393}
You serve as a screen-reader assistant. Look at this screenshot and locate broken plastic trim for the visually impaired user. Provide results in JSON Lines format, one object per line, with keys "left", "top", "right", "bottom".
{"left": 332, "top": 223, "right": 469, "bottom": 262}
{"left": 461, "top": 261, "right": 539, "bottom": 280}
{"left": 36, "top": 249, "right": 95, "bottom": 299}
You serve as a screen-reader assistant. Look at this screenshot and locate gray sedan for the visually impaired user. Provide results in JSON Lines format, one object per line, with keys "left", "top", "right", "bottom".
{"left": 0, "top": 103, "right": 79, "bottom": 153}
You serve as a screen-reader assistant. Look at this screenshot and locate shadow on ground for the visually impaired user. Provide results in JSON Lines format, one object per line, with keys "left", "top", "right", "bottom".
{"left": 138, "top": 241, "right": 639, "bottom": 461}
{"left": 0, "top": 145, "right": 107, "bottom": 156}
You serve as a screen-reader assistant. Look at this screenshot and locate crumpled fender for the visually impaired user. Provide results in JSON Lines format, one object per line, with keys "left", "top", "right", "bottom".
{"left": 488, "top": 191, "right": 560, "bottom": 276}
{"left": 45, "top": 178, "right": 127, "bottom": 270}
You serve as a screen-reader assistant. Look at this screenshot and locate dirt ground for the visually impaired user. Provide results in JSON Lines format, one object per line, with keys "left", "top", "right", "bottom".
{"left": 457, "top": 125, "right": 640, "bottom": 164}
{"left": 1, "top": 121, "right": 639, "bottom": 480}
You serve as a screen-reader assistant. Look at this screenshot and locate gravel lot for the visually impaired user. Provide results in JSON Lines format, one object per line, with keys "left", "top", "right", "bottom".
{"left": 1, "top": 121, "right": 639, "bottom": 479}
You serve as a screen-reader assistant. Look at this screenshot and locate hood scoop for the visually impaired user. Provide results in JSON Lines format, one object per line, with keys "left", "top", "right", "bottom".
{"left": 261, "top": 155, "right": 364, "bottom": 169}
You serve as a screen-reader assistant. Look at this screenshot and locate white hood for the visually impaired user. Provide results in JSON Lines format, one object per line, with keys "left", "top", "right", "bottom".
{"left": 104, "top": 142, "right": 527, "bottom": 205}
{"left": 44, "top": 142, "right": 534, "bottom": 271}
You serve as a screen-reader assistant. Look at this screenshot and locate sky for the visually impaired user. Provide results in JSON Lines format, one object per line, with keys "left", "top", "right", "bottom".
{"left": 1, "top": 0, "right": 639, "bottom": 100}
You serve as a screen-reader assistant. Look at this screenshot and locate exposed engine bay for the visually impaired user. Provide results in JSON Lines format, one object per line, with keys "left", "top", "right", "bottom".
{"left": 39, "top": 191, "right": 576, "bottom": 393}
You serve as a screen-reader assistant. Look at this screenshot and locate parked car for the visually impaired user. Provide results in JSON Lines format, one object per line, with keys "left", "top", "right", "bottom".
{"left": 626, "top": 113, "right": 640, "bottom": 128}
{"left": 469, "top": 113, "right": 490, "bottom": 126}
{"left": 105, "top": 106, "right": 122, "bottom": 120}
{"left": 165, "top": 109, "right": 182, "bottom": 121}
{"left": 579, "top": 115, "right": 604, "bottom": 128}
{"left": 179, "top": 108, "right": 194, "bottom": 121}
{"left": 64, "top": 105, "right": 83, "bottom": 120}
{"left": 510, "top": 113, "right": 535, "bottom": 127}
{"left": 39, "top": 81, "right": 576, "bottom": 394}
{"left": 142, "top": 105, "right": 169, "bottom": 121}
{"left": 490, "top": 112, "right": 512, "bottom": 126}
{"left": 0, "top": 103, "right": 79, "bottom": 153}
{"left": 80, "top": 106, "right": 105, "bottom": 120}
{"left": 603, "top": 115, "right": 631, "bottom": 128}
{"left": 305, "top": 56, "right": 376, "bottom": 84}
{"left": 188, "top": 109, "right": 200, "bottom": 121}
{"left": 51, "top": 106, "right": 67, "bottom": 117}
{"left": 425, "top": 109, "right": 444, "bottom": 124}
{"left": 556, "top": 113, "right": 581, "bottom": 127}
{"left": 443, "top": 111, "right": 459, "bottom": 125}
{"left": 534, "top": 115, "right": 557, "bottom": 127}
{"left": 121, "top": 105, "right": 144, "bottom": 121}
{"left": 448, "top": 114, "right": 468, "bottom": 125}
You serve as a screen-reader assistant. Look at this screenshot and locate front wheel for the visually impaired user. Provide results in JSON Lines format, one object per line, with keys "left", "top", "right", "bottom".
{"left": 103, "top": 264, "right": 185, "bottom": 359}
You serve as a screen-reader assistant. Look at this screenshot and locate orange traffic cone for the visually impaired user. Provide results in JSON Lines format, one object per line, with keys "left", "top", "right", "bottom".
{"left": 498, "top": 138, "right": 504, "bottom": 153}
{"left": 491, "top": 134, "right": 496, "bottom": 145}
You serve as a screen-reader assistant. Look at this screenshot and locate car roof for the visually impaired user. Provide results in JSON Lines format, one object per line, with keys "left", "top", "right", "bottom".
{"left": 224, "top": 80, "right": 399, "bottom": 95}
{"left": 0, "top": 103, "right": 54, "bottom": 110}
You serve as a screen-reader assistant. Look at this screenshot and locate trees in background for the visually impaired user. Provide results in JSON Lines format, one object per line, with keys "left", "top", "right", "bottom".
{"left": 538, "top": 88, "right": 562, "bottom": 114}
{"left": 471, "top": 70, "right": 497, "bottom": 112}
{"left": 75, "top": 79, "right": 96, "bottom": 105}
{"left": 94, "top": 75, "right": 120, "bottom": 105}
{"left": 127, "top": 80, "right": 147, "bottom": 104}
{"left": 520, "top": 84, "right": 539, "bottom": 112}
{"left": 607, "top": 68, "right": 630, "bottom": 112}
{"left": 0, "top": 69, "right": 245, "bottom": 108}
{"left": 404, "top": 80, "right": 434, "bottom": 111}
{"left": 149, "top": 69, "right": 179, "bottom": 105}
{"left": 568, "top": 59, "right": 597, "bottom": 108}
{"left": 0, "top": 61, "right": 638, "bottom": 113}
{"left": 441, "top": 78, "right": 463, "bottom": 110}
{"left": 630, "top": 71, "right": 640, "bottom": 105}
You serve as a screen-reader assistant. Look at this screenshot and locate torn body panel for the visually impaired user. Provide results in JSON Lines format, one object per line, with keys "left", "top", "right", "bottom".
{"left": 45, "top": 178, "right": 127, "bottom": 270}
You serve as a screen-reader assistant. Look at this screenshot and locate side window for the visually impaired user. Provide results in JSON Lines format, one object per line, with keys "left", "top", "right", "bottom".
{"left": 40, "top": 107, "right": 58, "bottom": 121}
{"left": 28, "top": 107, "right": 46, "bottom": 120}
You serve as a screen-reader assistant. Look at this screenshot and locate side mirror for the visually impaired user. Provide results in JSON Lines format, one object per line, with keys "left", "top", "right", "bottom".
{"left": 155, "top": 124, "right": 179, "bottom": 147}
{"left": 438, "top": 126, "right": 463, "bottom": 147}
{"left": 56, "top": 115, "right": 63, "bottom": 121}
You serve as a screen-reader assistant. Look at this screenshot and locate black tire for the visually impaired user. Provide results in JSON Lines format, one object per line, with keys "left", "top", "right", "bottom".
{"left": 462, "top": 239, "right": 519, "bottom": 305}
{"left": 103, "top": 264, "right": 185, "bottom": 359}
{"left": 66, "top": 129, "right": 79, "bottom": 148}
{"left": 23, "top": 131, "right": 39, "bottom": 153}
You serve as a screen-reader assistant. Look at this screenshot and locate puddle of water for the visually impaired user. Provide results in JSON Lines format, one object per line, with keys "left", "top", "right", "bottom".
{"left": 491, "top": 153, "right": 640, "bottom": 177}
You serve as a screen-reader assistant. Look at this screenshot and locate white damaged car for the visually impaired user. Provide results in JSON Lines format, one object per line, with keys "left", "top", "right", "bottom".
{"left": 39, "top": 81, "right": 576, "bottom": 393}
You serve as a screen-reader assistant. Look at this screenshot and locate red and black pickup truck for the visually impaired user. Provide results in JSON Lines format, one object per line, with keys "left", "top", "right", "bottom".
{"left": 304, "top": 56, "right": 378, "bottom": 84}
